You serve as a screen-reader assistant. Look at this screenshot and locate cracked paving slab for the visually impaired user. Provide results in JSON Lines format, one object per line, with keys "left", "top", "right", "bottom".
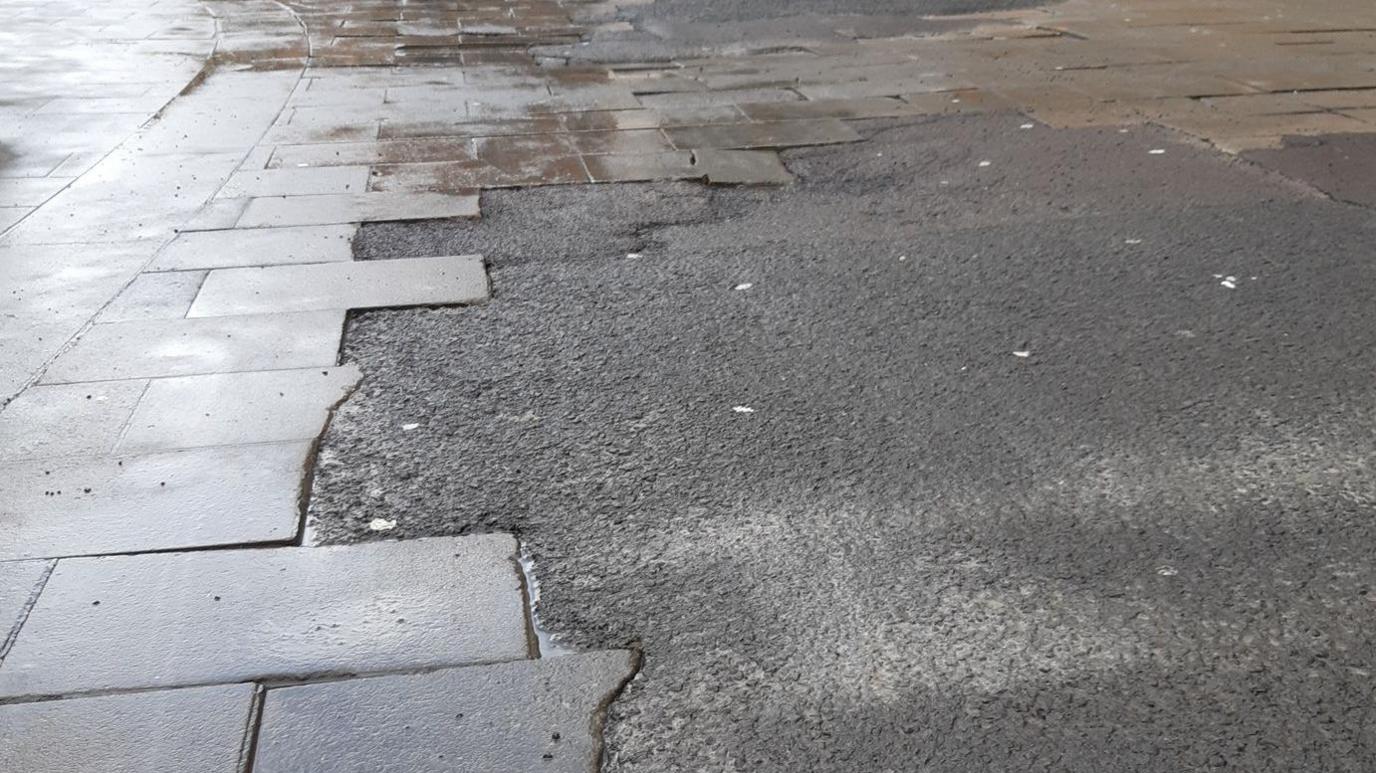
{"left": 308, "top": 116, "right": 1376, "bottom": 772}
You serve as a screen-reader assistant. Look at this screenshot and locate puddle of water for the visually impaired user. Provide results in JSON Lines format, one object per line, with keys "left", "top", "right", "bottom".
{"left": 518, "top": 541, "right": 578, "bottom": 657}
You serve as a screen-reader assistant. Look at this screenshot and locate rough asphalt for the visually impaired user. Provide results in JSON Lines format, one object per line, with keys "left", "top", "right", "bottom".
{"left": 309, "top": 115, "right": 1376, "bottom": 771}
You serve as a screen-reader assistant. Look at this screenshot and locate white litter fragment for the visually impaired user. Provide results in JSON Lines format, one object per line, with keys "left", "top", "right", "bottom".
{"left": 401, "top": 422, "right": 420, "bottom": 431}
{"left": 733, "top": 282, "right": 753, "bottom": 291}
{"left": 732, "top": 406, "right": 755, "bottom": 413}
{"left": 898, "top": 255, "right": 907, "bottom": 262}
{"left": 1221, "top": 276, "right": 1237, "bottom": 289}
{"left": 1148, "top": 148, "right": 1166, "bottom": 155}
{"left": 1156, "top": 565, "right": 1178, "bottom": 577}
{"left": 368, "top": 518, "right": 397, "bottom": 531}
{"left": 1019, "top": 123, "right": 1035, "bottom": 129}
{"left": 978, "top": 160, "right": 992, "bottom": 167}
{"left": 1125, "top": 238, "right": 1143, "bottom": 245}
{"left": 1013, "top": 350, "right": 1031, "bottom": 358}
{"left": 626, "top": 252, "right": 642, "bottom": 259}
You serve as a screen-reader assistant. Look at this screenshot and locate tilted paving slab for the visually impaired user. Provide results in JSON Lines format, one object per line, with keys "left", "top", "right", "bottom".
{"left": 95, "top": 270, "right": 206, "bottom": 323}
{"left": 149, "top": 224, "right": 355, "bottom": 271}
{"left": 664, "top": 118, "right": 863, "bottom": 150}
{"left": 1, "top": 560, "right": 50, "bottom": 660}
{"left": 187, "top": 255, "right": 489, "bottom": 317}
{"left": 0, "top": 535, "right": 529, "bottom": 699}
{"left": 694, "top": 149, "right": 793, "bottom": 185}
{"left": 0, "top": 441, "right": 311, "bottom": 560}
{"left": 0, "top": 684, "right": 255, "bottom": 773}
{"left": 42, "top": 310, "right": 345, "bottom": 383}
{"left": 218, "top": 166, "right": 372, "bottom": 198}
{"left": 255, "top": 650, "right": 636, "bottom": 773}
{"left": 0, "top": 380, "right": 147, "bottom": 462}
{"left": 236, "top": 191, "right": 480, "bottom": 227}
{"left": 118, "top": 364, "right": 361, "bottom": 453}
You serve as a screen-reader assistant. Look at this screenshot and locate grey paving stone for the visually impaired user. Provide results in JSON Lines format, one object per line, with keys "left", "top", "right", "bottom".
{"left": 149, "top": 224, "right": 356, "bottom": 271}
{"left": 0, "top": 380, "right": 146, "bottom": 462}
{"left": 187, "top": 255, "right": 488, "bottom": 317}
{"left": 96, "top": 271, "right": 206, "bottom": 323}
{"left": 236, "top": 191, "right": 480, "bottom": 227}
{"left": 0, "top": 684, "right": 255, "bottom": 773}
{"left": 0, "top": 442, "right": 311, "bottom": 560}
{"left": 218, "top": 166, "right": 371, "bottom": 198}
{"left": 665, "top": 118, "right": 863, "bottom": 150}
{"left": 255, "top": 651, "right": 636, "bottom": 773}
{"left": 0, "top": 535, "right": 528, "bottom": 698}
{"left": 1, "top": 560, "right": 50, "bottom": 660}
{"left": 694, "top": 149, "right": 794, "bottom": 184}
{"left": 118, "top": 364, "right": 361, "bottom": 453}
{"left": 42, "top": 310, "right": 344, "bottom": 383}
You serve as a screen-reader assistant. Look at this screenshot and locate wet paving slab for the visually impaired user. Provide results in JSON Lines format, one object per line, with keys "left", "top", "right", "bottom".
{"left": 0, "top": 684, "right": 255, "bottom": 773}
{"left": 0, "top": 535, "right": 528, "bottom": 699}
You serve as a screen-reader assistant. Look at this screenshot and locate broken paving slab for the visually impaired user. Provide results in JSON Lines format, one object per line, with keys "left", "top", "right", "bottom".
{"left": 2, "top": 560, "right": 50, "bottom": 659}
{"left": 41, "top": 310, "right": 345, "bottom": 383}
{"left": 0, "top": 535, "right": 529, "bottom": 699}
{"left": 150, "top": 224, "right": 356, "bottom": 271}
{"left": 0, "top": 684, "right": 255, "bottom": 773}
{"left": 187, "top": 255, "right": 489, "bottom": 317}
{"left": 254, "top": 651, "right": 637, "bottom": 773}
{"left": 0, "top": 380, "right": 147, "bottom": 462}
{"left": 236, "top": 191, "right": 480, "bottom": 228}
{"left": 0, "top": 442, "right": 311, "bottom": 560}
{"left": 117, "top": 364, "right": 361, "bottom": 453}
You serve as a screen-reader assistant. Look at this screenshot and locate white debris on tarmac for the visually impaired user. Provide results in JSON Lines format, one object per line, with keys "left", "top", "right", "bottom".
{"left": 401, "top": 422, "right": 420, "bottom": 430}
{"left": 368, "top": 518, "right": 397, "bottom": 531}
{"left": 1013, "top": 350, "right": 1031, "bottom": 358}
{"left": 978, "top": 160, "right": 991, "bottom": 167}
{"left": 1149, "top": 148, "right": 1166, "bottom": 155}
{"left": 734, "top": 283, "right": 753, "bottom": 290}
{"left": 1221, "top": 276, "right": 1237, "bottom": 289}
{"left": 732, "top": 406, "right": 755, "bottom": 413}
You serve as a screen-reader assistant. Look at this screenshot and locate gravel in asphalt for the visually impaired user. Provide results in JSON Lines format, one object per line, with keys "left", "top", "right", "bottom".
{"left": 310, "top": 115, "right": 1376, "bottom": 771}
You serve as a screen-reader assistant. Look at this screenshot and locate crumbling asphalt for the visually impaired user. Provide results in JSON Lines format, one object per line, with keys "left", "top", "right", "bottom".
{"left": 310, "top": 115, "right": 1376, "bottom": 771}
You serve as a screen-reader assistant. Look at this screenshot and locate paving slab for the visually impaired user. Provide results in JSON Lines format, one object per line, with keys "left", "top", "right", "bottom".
{"left": 0, "top": 380, "right": 146, "bottom": 462}
{"left": 150, "top": 224, "right": 356, "bottom": 271}
{"left": 0, "top": 535, "right": 528, "bottom": 698}
{"left": 218, "top": 166, "right": 372, "bottom": 198}
{"left": 694, "top": 148, "right": 793, "bottom": 184}
{"left": 1, "top": 560, "right": 50, "bottom": 659}
{"left": 0, "top": 684, "right": 255, "bottom": 773}
{"left": 236, "top": 191, "right": 480, "bottom": 227}
{"left": 118, "top": 364, "right": 361, "bottom": 453}
{"left": 255, "top": 650, "right": 636, "bottom": 773}
{"left": 0, "top": 441, "right": 311, "bottom": 560}
{"left": 95, "top": 271, "right": 206, "bottom": 323}
{"left": 42, "top": 310, "right": 344, "bottom": 383}
{"left": 665, "top": 118, "right": 863, "bottom": 150}
{"left": 187, "top": 255, "right": 489, "bottom": 317}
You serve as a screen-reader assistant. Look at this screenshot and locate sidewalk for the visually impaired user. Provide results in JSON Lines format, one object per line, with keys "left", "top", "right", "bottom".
{"left": 3, "top": 0, "right": 1376, "bottom": 769}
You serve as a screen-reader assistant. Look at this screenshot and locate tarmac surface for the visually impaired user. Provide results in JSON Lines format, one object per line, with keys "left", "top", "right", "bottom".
{"left": 310, "top": 116, "right": 1376, "bottom": 772}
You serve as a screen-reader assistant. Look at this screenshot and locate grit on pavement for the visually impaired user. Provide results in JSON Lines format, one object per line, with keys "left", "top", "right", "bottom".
{"left": 4, "top": 0, "right": 1376, "bottom": 770}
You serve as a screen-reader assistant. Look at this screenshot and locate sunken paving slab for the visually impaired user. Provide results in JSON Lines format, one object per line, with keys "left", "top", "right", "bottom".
{"left": 0, "top": 442, "right": 311, "bottom": 560}
{"left": 0, "top": 380, "right": 147, "bottom": 462}
{"left": 236, "top": 191, "right": 480, "bottom": 227}
{"left": 95, "top": 271, "right": 206, "bottom": 323}
{"left": 150, "top": 224, "right": 356, "bottom": 271}
{"left": 255, "top": 651, "right": 637, "bottom": 773}
{"left": 41, "top": 310, "right": 345, "bottom": 383}
{"left": 1, "top": 560, "right": 50, "bottom": 659}
{"left": 0, "top": 684, "right": 256, "bottom": 773}
{"left": 187, "top": 255, "right": 489, "bottom": 317}
{"left": 118, "top": 364, "right": 361, "bottom": 453}
{"left": 0, "top": 535, "right": 529, "bottom": 699}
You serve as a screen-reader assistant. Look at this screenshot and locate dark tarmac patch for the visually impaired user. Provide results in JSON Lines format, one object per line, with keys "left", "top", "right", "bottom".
{"left": 310, "top": 116, "right": 1376, "bottom": 772}
{"left": 1245, "top": 132, "right": 1376, "bottom": 209}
